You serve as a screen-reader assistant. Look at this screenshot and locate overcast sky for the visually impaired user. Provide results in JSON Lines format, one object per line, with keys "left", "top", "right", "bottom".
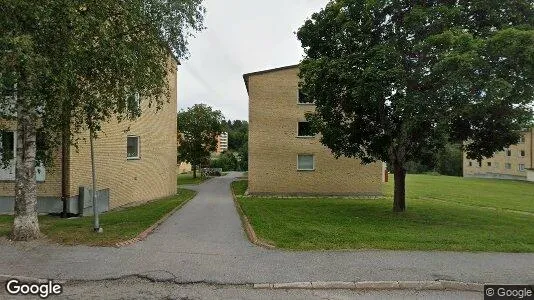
{"left": 177, "top": 0, "right": 329, "bottom": 121}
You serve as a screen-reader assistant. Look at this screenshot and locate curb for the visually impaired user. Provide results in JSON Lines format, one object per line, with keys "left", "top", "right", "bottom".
{"left": 231, "top": 180, "right": 276, "bottom": 249}
{"left": 253, "top": 280, "right": 484, "bottom": 292}
{"left": 115, "top": 190, "right": 197, "bottom": 247}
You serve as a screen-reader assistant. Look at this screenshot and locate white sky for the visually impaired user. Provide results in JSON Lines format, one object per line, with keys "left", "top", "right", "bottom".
{"left": 177, "top": 0, "right": 329, "bottom": 121}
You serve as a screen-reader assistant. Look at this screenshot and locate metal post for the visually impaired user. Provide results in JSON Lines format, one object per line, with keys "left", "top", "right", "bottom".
{"left": 89, "top": 127, "right": 101, "bottom": 232}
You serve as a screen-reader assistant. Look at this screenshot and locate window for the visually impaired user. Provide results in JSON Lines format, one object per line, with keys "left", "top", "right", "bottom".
{"left": 127, "top": 136, "right": 140, "bottom": 159}
{"left": 506, "top": 149, "right": 512, "bottom": 157}
{"left": 519, "top": 136, "right": 526, "bottom": 144}
{"left": 0, "top": 131, "right": 15, "bottom": 180}
{"left": 519, "top": 164, "right": 526, "bottom": 172}
{"left": 495, "top": 162, "right": 500, "bottom": 169}
{"left": 297, "top": 122, "right": 314, "bottom": 137}
{"left": 468, "top": 161, "right": 472, "bottom": 167}
{"left": 298, "top": 90, "right": 313, "bottom": 104}
{"left": 487, "top": 162, "right": 492, "bottom": 167}
{"left": 505, "top": 163, "right": 512, "bottom": 170}
{"left": 297, "top": 154, "right": 315, "bottom": 171}
{"left": 520, "top": 150, "right": 526, "bottom": 157}
{"left": 0, "top": 131, "right": 46, "bottom": 181}
{"left": 127, "top": 92, "right": 141, "bottom": 111}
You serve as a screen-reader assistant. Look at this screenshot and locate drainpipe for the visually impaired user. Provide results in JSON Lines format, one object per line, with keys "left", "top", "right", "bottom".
{"left": 531, "top": 127, "right": 533, "bottom": 169}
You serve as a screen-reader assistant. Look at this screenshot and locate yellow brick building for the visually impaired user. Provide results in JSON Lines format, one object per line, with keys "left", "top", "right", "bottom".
{"left": 0, "top": 60, "right": 178, "bottom": 214}
{"left": 463, "top": 128, "right": 534, "bottom": 181}
{"left": 243, "top": 65, "right": 384, "bottom": 196}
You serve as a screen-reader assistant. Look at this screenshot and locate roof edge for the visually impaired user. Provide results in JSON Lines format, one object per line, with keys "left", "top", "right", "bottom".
{"left": 243, "top": 64, "right": 299, "bottom": 94}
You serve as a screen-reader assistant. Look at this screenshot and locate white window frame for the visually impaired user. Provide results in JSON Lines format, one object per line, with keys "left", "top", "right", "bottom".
{"left": 519, "top": 164, "right": 526, "bottom": 172}
{"left": 297, "top": 154, "right": 315, "bottom": 171}
{"left": 126, "top": 135, "right": 140, "bottom": 160}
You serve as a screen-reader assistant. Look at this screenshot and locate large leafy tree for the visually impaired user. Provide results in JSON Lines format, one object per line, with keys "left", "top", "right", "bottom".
{"left": 178, "top": 104, "right": 224, "bottom": 178}
{"left": 298, "top": 0, "right": 534, "bottom": 212}
{"left": 0, "top": 0, "right": 205, "bottom": 240}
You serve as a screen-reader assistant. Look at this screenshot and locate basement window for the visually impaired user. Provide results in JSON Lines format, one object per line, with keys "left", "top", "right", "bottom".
{"left": 127, "top": 136, "right": 140, "bottom": 159}
{"left": 297, "top": 154, "right": 315, "bottom": 171}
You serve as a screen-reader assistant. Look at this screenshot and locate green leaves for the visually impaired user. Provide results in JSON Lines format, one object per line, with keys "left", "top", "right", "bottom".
{"left": 298, "top": 0, "right": 534, "bottom": 166}
{"left": 177, "top": 104, "right": 224, "bottom": 168}
{"left": 0, "top": 0, "right": 205, "bottom": 160}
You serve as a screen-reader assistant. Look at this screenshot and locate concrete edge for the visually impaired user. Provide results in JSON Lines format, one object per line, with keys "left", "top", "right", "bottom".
{"left": 230, "top": 180, "right": 276, "bottom": 249}
{"left": 253, "top": 280, "right": 484, "bottom": 292}
{"left": 115, "top": 189, "right": 198, "bottom": 248}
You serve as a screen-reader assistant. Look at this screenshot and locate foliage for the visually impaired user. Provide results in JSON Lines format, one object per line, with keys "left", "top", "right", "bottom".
{"left": 404, "top": 143, "right": 463, "bottom": 177}
{"left": 298, "top": 0, "right": 534, "bottom": 211}
{"left": 0, "top": 0, "right": 206, "bottom": 153}
{"left": 222, "top": 120, "right": 248, "bottom": 151}
{"left": 220, "top": 120, "right": 248, "bottom": 171}
{"left": 177, "top": 104, "right": 224, "bottom": 177}
{"left": 210, "top": 151, "right": 239, "bottom": 171}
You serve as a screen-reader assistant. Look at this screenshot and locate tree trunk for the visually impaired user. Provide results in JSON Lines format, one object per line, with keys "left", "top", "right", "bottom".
{"left": 393, "top": 162, "right": 406, "bottom": 212}
{"left": 192, "top": 165, "right": 197, "bottom": 178}
{"left": 12, "top": 108, "right": 41, "bottom": 240}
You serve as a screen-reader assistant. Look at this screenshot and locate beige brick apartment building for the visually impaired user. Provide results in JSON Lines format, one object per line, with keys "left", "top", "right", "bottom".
{"left": 463, "top": 128, "right": 534, "bottom": 181}
{"left": 243, "top": 65, "right": 383, "bottom": 195}
{"left": 0, "top": 59, "right": 178, "bottom": 214}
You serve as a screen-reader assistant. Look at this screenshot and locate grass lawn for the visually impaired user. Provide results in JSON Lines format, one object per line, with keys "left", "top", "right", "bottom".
{"left": 177, "top": 172, "right": 206, "bottom": 185}
{"left": 232, "top": 177, "right": 534, "bottom": 252}
{"left": 387, "top": 174, "right": 534, "bottom": 213}
{"left": 0, "top": 189, "right": 196, "bottom": 246}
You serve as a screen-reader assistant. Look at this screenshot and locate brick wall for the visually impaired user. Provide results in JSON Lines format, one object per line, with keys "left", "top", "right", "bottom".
{"left": 247, "top": 66, "right": 383, "bottom": 196}
{"left": 0, "top": 120, "right": 62, "bottom": 198}
{"left": 68, "top": 60, "right": 178, "bottom": 208}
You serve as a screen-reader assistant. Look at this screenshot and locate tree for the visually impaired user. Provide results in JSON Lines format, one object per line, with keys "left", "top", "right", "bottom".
{"left": 178, "top": 104, "right": 224, "bottom": 178}
{"left": 298, "top": 1, "right": 534, "bottom": 212}
{"left": 223, "top": 120, "right": 248, "bottom": 151}
{"left": 0, "top": 0, "right": 205, "bottom": 239}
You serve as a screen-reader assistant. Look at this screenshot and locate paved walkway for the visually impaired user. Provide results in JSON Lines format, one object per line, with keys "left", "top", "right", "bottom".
{"left": 1, "top": 172, "right": 533, "bottom": 285}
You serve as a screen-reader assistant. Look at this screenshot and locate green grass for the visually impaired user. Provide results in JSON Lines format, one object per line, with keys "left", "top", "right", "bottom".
{"left": 0, "top": 189, "right": 196, "bottom": 246}
{"left": 233, "top": 177, "right": 534, "bottom": 252}
{"left": 386, "top": 174, "right": 534, "bottom": 213}
{"left": 177, "top": 172, "right": 206, "bottom": 185}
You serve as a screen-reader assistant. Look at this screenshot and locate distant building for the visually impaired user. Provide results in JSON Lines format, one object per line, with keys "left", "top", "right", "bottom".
{"left": 216, "top": 132, "right": 229, "bottom": 153}
{"left": 463, "top": 128, "right": 534, "bottom": 181}
{"left": 243, "top": 65, "right": 384, "bottom": 196}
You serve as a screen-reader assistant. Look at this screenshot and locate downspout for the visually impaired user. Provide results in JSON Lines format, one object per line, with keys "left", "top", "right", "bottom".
{"left": 531, "top": 127, "right": 533, "bottom": 169}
